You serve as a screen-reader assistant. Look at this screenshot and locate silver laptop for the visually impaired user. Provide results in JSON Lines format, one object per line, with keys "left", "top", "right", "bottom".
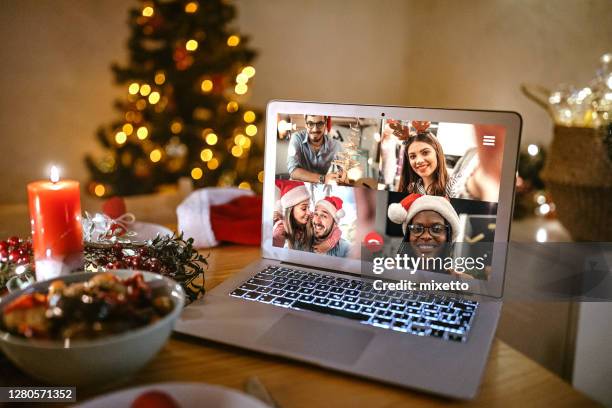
{"left": 175, "top": 101, "right": 522, "bottom": 399}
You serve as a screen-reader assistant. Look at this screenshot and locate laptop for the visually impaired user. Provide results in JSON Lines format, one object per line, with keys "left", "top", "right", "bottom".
{"left": 175, "top": 101, "right": 522, "bottom": 399}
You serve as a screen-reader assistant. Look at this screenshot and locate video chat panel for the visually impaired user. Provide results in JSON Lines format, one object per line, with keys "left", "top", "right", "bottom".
{"left": 272, "top": 113, "right": 507, "bottom": 281}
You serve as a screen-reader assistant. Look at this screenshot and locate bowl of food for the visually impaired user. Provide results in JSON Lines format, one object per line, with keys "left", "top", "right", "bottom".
{"left": 0, "top": 270, "right": 184, "bottom": 386}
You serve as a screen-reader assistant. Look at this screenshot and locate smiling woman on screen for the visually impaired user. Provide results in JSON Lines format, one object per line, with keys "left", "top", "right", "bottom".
{"left": 387, "top": 193, "right": 462, "bottom": 275}
{"left": 273, "top": 180, "right": 313, "bottom": 250}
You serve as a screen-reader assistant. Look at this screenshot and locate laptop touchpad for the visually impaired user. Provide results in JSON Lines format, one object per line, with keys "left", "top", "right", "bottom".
{"left": 256, "top": 313, "right": 373, "bottom": 365}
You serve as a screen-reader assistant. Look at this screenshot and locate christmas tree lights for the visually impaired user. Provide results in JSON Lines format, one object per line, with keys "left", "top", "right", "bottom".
{"left": 85, "top": 0, "right": 263, "bottom": 197}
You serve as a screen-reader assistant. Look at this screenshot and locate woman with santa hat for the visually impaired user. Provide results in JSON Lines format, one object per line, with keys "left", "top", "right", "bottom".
{"left": 387, "top": 193, "right": 461, "bottom": 273}
{"left": 273, "top": 180, "right": 313, "bottom": 250}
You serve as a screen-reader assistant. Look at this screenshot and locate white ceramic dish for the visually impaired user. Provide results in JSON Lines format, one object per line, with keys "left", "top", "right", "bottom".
{"left": 130, "top": 221, "right": 174, "bottom": 241}
{"left": 0, "top": 270, "right": 184, "bottom": 386}
{"left": 75, "top": 382, "right": 270, "bottom": 408}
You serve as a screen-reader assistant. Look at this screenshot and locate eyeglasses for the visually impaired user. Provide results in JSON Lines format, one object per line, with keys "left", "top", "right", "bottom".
{"left": 306, "top": 121, "right": 326, "bottom": 129}
{"left": 407, "top": 223, "right": 448, "bottom": 237}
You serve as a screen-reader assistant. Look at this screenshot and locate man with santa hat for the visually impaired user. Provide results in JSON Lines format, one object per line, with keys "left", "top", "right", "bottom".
{"left": 312, "top": 196, "right": 351, "bottom": 257}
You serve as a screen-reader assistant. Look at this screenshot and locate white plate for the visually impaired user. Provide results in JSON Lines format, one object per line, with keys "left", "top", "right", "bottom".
{"left": 130, "top": 221, "right": 174, "bottom": 241}
{"left": 75, "top": 382, "right": 269, "bottom": 408}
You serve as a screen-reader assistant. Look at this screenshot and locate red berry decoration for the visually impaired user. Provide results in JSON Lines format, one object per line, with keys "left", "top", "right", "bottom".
{"left": 8, "top": 250, "right": 20, "bottom": 263}
{"left": 0, "top": 241, "right": 8, "bottom": 252}
{"left": 145, "top": 258, "right": 161, "bottom": 272}
{"left": 124, "top": 255, "right": 141, "bottom": 269}
{"left": 105, "top": 260, "right": 125, "bottom": 270}
{"left": 112, "top": 243, "right": 124, "bottom": 258}
{"left": 7, "top": 236, "right": 20, "bottom": 247}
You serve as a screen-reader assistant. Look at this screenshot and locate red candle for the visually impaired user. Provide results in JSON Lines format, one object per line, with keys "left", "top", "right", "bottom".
{"left": 27, "top": 166, "right": 83, "bottom": 281}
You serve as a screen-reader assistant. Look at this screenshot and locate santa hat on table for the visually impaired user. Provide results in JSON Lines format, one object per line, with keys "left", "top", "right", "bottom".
{"left": 387, "top": 193, "right": 460, "bottom": 241}
{"left": 315, "top": 196, "right": 345, "bottom": 223}
{"left": 275, "top": 180, "right": 310, "bottom": 211}
{"left": 177, "top": 187, "right": 261, "bottom": 248}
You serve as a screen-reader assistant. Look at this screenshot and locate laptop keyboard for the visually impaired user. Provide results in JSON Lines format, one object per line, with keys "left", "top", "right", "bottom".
{"left": 229, "top": 265, "right": 478, "bottom": 342}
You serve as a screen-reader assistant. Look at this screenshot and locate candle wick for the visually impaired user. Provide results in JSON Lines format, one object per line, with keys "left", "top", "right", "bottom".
{"left": 50, "top": 166, "right": 60, "bottom": 183}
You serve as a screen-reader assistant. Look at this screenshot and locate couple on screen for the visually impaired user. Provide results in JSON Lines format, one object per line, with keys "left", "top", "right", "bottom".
{"left": 273, "top": 180, "right": 350, "bottom": 258}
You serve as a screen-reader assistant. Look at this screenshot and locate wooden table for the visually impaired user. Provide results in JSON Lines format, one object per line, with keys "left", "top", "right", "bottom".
{"left": 1, "top": 245, "right": 599, "bottom": 407}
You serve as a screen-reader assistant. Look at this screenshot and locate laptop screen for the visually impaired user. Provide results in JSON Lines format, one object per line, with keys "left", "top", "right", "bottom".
{"left": 272, "top": 112, "right": 508, "bottom": 282}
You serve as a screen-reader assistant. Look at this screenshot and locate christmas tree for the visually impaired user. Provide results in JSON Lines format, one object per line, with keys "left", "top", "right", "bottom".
{"left": 85, "top": 0, "right": 263, "bottom": 197}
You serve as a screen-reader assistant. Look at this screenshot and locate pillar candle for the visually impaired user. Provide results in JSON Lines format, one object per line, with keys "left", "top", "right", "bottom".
{"left": 27, "top": 166, "right": 83, "bottom": 281}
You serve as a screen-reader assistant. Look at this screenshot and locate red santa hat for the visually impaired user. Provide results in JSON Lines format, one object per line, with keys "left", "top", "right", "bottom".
{"left": 275, "top": 180, "right": 310, "bottom": 211}
{"left": 387, "top": 193, "right": 460, "bottom": 240}
{"left": 315, "top": 196, "right": 345, "bottom": 223}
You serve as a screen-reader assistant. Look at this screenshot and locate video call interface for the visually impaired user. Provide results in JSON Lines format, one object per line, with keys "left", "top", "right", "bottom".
{"left": 273, "top": 113, "right": 507, "bottom": 281}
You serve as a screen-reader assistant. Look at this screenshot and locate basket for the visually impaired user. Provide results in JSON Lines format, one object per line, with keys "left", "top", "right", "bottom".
{"left": 541, "top": 125, "right": 612, "bottom": 241}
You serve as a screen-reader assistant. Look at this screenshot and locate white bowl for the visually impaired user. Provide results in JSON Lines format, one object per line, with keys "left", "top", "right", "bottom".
{"left": 0, "top": 270, "right": 185, "bottom": 386}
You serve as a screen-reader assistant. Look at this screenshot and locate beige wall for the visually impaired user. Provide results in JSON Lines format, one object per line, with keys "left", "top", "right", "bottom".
{"left": 1, "top": 0, "right": 611, "bottom": 204}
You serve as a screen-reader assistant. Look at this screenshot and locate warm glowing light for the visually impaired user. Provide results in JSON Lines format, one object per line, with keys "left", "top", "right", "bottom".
{"left": 258, "top": 170, "right": 264, "bottom": 183}
{"left": 191, "top": 167, "right": 203, "bottom": 180}
{"left": 128, "top": 83, "right": 140, "bottom": 95}
{"left": 154, "top": 72, "right": 165, "bottom": 85}
{"left": 136, "top": 99, "right": 147, "bottom": 110}
{"left": 201, "top": 79, "right": 213, "bottom": 92}
{"left": 277, "top": 120, "right": 288, "bottom": 133}
{"left": 170, "top": 121, "right": 183, "bottom": 134}
{"left": 50, "top": 166, "right": 60, "bottom": 183}
{"left": 243, "top": 111, "right": 256, "bottom": 123}
{"left": 527, "top": 144, "right": 539, "bottom": 156}
{"left": 236, "top": 73, "right": 248, "bottom": 84}
{"left": 347, "top": 167, "right": 363, "bottom": 180}
{"left": 539, "top": 203, "right": 551, "bottom": 215}
{"left": 207, "top": 158, "right": 219, "bottom": 170}
{"left": 242, "top": 66, "right": 255, "bottom": 78}
{"left": 227, "top": 35, "right": 240, "bottom": 47}
{"left": 115, "top": 131, "right": 127, "bottom": 145}
{"left": 235, "top": 83, "right": 248, "bottom": 95}
{"left": 231, "top": 145, "right": 244, "bottom": 157}
{"left": 205, "top": 133, "right": 218, "bottom": 145}
{"left": 185, "top": 1, "right": 198, "bottom": 13}
{"left": 245, "top": 124, "right": 257, "bottom": 136}
{"left": 234, "top": 134, "right": 245, "bottom": 146}
{"left": 186, "top": 39, "right": 198, "bottom": 51}
{"left": 139, "top": 84, "right": 151, "bottom": 96}
{"left": 200, "top": 148, "right": 213, "bottom": 162}
{"left": 148, "top": 91, "right": 160, "bottom": 104}
{"left": 536, "top": 228, "right": 547, "bottom": 243}
{"left": 242, "top": 137, "right": 251, "bottom": 149}
{"left": 150, "top": 149, "right": 162, "bottom": 162}
{"left": 142, "top": 6, "right": 154, "bottom": 17}
{"left": 122, "top": 123, "right": 134, "bottom": 135}
{"left": 94, "top": 184, "right": 106, "bottom": 197}
{"left": 136, "top": 126, "right": 149, "bottom": 140}
{"left": 238, "top": 181, "right": 251, "bottom": 190}
{"left": 226, "top": 101, "right": 239, "bottom": 113}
